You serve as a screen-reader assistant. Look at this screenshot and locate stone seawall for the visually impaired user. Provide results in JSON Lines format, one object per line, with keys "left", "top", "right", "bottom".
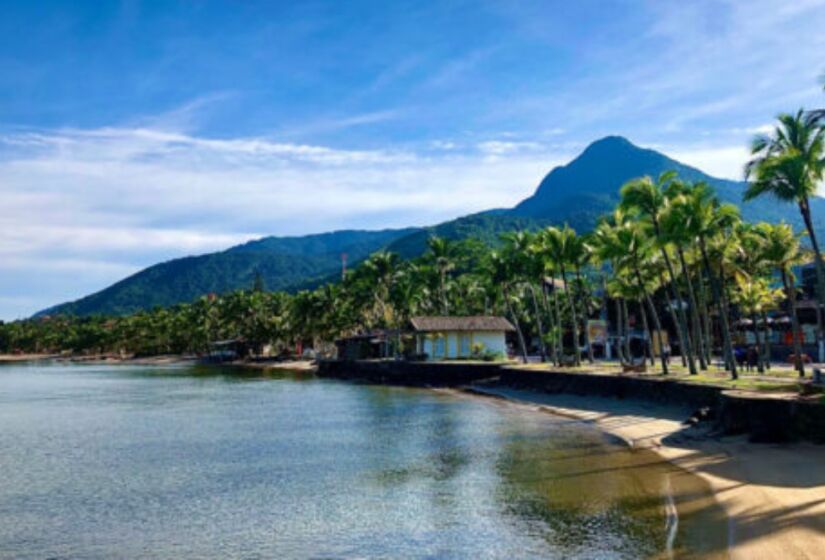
{"left": 317, "top": 360, "right": 825, "bottom": 442}
{"left": 497, "top": 368, "right": 722, "bottom": 409}
{"left": 317, "top": 359, "right": 503, "bottom": 387}
{"left": 497, "top": 368, "right": 825, "bottom": 443}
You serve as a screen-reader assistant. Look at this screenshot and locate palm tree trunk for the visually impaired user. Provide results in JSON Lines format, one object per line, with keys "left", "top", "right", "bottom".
{"left": 760, "top": 310, "right": 772, "bottom": 370}
{"left": 503, "top": 284, "right": 528, "bottom": 364}
{"left": 782, "top": 270, "right": 805, "bottom": 377}
{"left": 800, "top": 198, "right": 825, "bottom": 362}
{"left": 621, "top": 298, "right": 632, "bottom": 361}
{"left": 652, "top": 222, "right": 698, "bottom": 374}
{"left": 677, "top": 248, "right": 708, "bottom": 370}
{"left": 696, "top": 270, "right": 714, "bottom": 364}
{"left": 639, "top": 299, "right": 654, "bottom": 366}
{"left": 615, "top": 298, "right": 626, "bottom": 364}
{"left": 561, "top": 265, "right": 581, "bottom": 366}
{"left": 659, "top": 271, "right": 688, "bottom": 367}
{"left": 551, "top": 275, "right": 564, "bottom": 365}
{"left": 439, "top": 270, "right": 449, "bottom": 315}
{"left": 751, "top": 312, "right": 764, "bottom": 374}
{"left": 633, "top": 267, "right": 669, "bottom": 375}
{"left": 528, "top": 284, "right": 548, "bottom": 362}
{"left": 699, "top": 240, "right": 738, "bottom": 379}
{"left": 576, "top": 268, "right": 596, "bottom": 364}
{"left": 540, "top": 282, "right": 559, "bottom": 366}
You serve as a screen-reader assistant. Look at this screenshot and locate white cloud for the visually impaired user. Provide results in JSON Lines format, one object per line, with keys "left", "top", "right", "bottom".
{"left": 666, "top": 145, "right": 750, "bottom": 181}
{"left": 0, "top": 125, "right": 565, "bottom": 319}
{"left": 476, "top": 140, "right": 545, "bottom": 156}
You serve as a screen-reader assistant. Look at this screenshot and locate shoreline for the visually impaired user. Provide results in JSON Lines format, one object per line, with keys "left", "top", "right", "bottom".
{"left": 462, "top": 384, "right": 825, "bottom": 560}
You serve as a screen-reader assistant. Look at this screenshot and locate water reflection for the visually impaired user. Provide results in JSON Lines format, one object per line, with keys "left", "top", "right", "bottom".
{"left": 0, "top": 364, "right": 725, "bottom": 559}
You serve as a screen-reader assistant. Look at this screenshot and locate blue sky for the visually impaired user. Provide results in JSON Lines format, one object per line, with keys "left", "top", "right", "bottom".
{"left": 1, "top": 0, "right": 824, "bottom": 319}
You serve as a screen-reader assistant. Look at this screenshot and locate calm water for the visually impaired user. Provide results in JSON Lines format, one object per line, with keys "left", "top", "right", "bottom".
{"left": 0, "top": 363, "right": 726, "bottom": 559}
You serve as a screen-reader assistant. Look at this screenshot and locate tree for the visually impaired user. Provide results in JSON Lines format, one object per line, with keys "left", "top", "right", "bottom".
{"left": 661, "top": 182, "right": 711, "bottom": 370}
{"left": 620, "top": 172, "right": 698, "bottom": 374}
{"left": 732, "top": 277, "right": 783, "bottom": 374}
{"left": 487, "top": 250, "right": 529, "bottom": 363}
{"left": 756, "top": 223, "right": 808, "bottom": 376}
{"left": 591, "top": 211, "right": 670, "bottom": 374}
{"left": 745, "top": 109, "right": 825, "bottom": 362}
{"left": 542, "top": 226, "right": 583, "bottom": 366}
{"left": 424, "top": 236, "right": 457, "bottom": 315}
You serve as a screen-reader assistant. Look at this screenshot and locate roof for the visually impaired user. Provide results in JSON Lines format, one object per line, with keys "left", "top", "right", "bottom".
{"left": 409, "top": 316, "right": 515, "bottom": 332}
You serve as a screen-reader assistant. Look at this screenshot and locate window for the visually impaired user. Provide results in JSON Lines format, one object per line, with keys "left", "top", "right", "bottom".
{"left": 459, "top": 334, "right": 471, "bottom": 357}
{"left": 433, "top": 335, "right": 446, "bottom": 358}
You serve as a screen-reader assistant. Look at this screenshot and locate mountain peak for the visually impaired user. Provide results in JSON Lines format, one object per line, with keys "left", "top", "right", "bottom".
{"left": 576, "top": 135, "right": 643, "bottom": 160}
{"left": 512, "top": 135, "right": 726, "bottom": 226}
{"left": 586, "top": 135, "right": 634, "bottom": 149}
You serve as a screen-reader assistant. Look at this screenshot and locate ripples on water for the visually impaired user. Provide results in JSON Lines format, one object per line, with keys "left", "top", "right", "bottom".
{"left": 0, "top": 363, "right": 726, "bottom": 559}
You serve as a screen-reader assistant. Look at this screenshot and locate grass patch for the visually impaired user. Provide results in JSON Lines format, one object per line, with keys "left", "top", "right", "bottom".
{"left": 507, "top": 360, "right": 804, "bottom": 394}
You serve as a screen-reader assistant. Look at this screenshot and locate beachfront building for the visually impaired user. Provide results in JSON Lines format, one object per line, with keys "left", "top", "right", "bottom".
{"left": 335, "top": 330, "right": 399, "bottom": 360}
{"left": 410, "top": 316, "right": 514, "bottom": 360}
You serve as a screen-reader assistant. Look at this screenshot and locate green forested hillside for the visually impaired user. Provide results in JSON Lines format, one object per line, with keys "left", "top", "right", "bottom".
{"left": 40, "top": 228, "right": 418, "bottom": 316}
{"left": 386, "top": 212, "right": 550, "bottom": 258}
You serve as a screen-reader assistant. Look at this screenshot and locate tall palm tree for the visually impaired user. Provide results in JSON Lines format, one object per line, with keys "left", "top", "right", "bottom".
{"left": 488, "top": 250, "right": 528, "bottom": 363}
{"left": 661, "top": 184, "right": 711, "bottom": 370}
{"left": 591, "top": 212, "right": 670, "bottom": 374}
{"left": 745, "top": 109, "right": 825, "bottom": 361}
{"left": 541, "top": 226, "right": 582, "bottom": 366}
{"left": 359, "top": 251, "right": 402, "bottom": 329}
{"left": 424, "top": 236, "right": 457, "bottom": 315}
{"left": 756, "top": 223, "right": 808, "bottom": 376}
{"left": 732, "top": 277, "right": 783, "bottom": 374}
{"left": 675, "top": 183, "right": 741, "bottom": 378}
{"left": 503, "top": 232, "right": 549, "bottom": 362}
{"left": 620, "top": 172, "right": 698, "bottom": 374}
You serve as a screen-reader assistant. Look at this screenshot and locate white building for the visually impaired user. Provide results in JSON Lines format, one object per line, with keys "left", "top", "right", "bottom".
{"left": 410, "top": 316, "right": 514, "bottom": 360}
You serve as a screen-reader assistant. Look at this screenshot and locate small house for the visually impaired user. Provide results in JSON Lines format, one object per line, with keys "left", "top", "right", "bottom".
{"left": 410, "top": 316, "right": 515, "bottom": 360}
{"left": 335, "top": 330, "right": 398, "bottom": 361}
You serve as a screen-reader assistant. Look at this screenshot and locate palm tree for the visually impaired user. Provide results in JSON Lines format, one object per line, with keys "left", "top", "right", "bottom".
{"left": 534, "top": 228, "right": 566, "bottom": 365}
{"left": 677, "top": 183, "right": 742, "bottom": 378}
{"left": 357, "top": 251, "right": 402, "bottom": 329}
{"left": 732, "top": 277, "right": 783, "bottom": 374}
{"left": 756, "top": 223, "right": 808, "bottom": 376}
{"left": 488, "top": 250, "right": 528, "bottom": 363}
{"left": 591, "top": 211, "right": 670, "bottom": 374}
{"left": 503, "top": 231, "right": 549, "bottom": 362}
{"left": 424, "top": 236, "right": 457, "bottom": 315}
{"left": 620, "top": 172, "right": 698, "bottom": 374}
{"left": 542, "top": 226, "right": 582, "bottom": 366}
{"left": 745, "top": 110, "right": 825, "bottom": 362}
{"left": 661, "top": 183, "right": 711, "bottom": 370}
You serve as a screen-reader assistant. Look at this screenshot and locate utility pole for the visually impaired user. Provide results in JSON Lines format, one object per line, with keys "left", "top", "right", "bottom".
{"left": 341, "top": 253, "right": 348, "bottom": 280}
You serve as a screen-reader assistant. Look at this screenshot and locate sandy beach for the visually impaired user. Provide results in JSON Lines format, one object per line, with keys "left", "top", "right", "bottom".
{"left": 235, "top": 359, "right": 318, "bottom": 371}
{"left": 467, "top": 385, "right": 825, "bottom": 559}
{"left": 0, "top": 353, "right": 60, "bottom": 363}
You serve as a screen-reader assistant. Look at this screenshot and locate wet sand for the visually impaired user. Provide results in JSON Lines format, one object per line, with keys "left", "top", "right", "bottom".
{"left": 468, "top": 386, "right": 825, "bottom": 559}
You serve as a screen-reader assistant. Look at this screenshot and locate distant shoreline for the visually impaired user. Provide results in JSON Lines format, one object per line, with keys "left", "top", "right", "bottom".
{"left": 0, "top": 353, "right": 318, "bottom": 372}
{"left": 0, "top": 353, "right": 60, "bottom": 363}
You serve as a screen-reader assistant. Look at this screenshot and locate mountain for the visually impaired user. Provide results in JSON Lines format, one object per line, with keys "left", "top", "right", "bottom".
{"left": 40, "top": 135, "right": 825, "bottom": 317}
{"left": 512, "top": 135, "right": 825, "bottom": 238}
{"left": 39, "top": 228, "right": 418, "bottom": 316}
